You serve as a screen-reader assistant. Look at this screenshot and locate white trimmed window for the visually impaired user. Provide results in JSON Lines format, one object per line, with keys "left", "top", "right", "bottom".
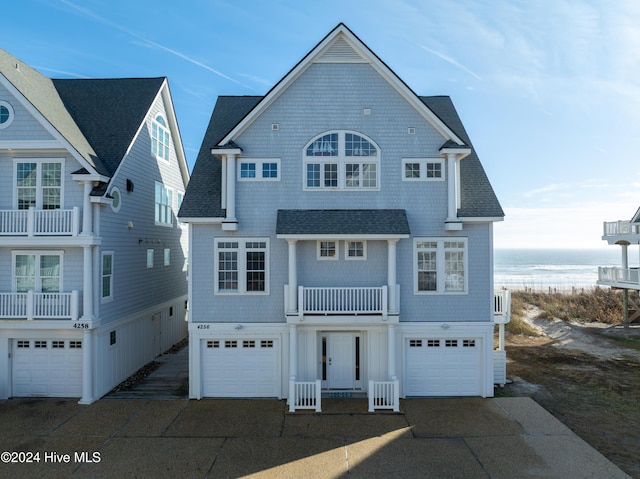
{"left": 14, "top": 159, "right": 63, "bottom": 210}
{"left": 155, "top": 182, "right": 173, "bottom": 225}
{"left": 13, "top": 251, "right": 63, "bottom": 293}
{"left": 239, "top": 159, "right": 280, "bottom": 181}
{"left": 101, "top": 252, "right": 114, "bottom": 302}
{"left": 402, "top": 159, "right": 444, "bottom": 181}
{"left": 164, "top": 248, "right": 170, "bottom": 266}
{"left": 215, "top": 239, "right": 269, "bottom": 294}
{"left": 346, "top": 241, "right": 367, "bottom": 260}
{"left": 304, "top": 131, "right": 379, "bottom": 190}
{"left": 110, "top": 187, "right": 121, "bottom": 212}
{"left": 147, "top": 249, "right": 154, "bottom": 268}
{"left": 317, "top": 241, "right": 338, "bottom": 260}
{"left": 151, "top": 115, "right": 170, "bottom": 161}
{"left": 414, "top": 238, "right": 467, "bottom": 294}
{"left": 0, "top": 100, "right": 15, "bottom": 129}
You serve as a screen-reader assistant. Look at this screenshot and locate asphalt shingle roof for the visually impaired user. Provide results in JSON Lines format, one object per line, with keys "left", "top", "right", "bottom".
{"left": 276, "top": 209, "right": 410, "bottom": 236}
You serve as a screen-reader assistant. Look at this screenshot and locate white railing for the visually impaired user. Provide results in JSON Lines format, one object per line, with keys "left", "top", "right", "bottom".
{"left": 0, "top": 207, "right": 80, "bottom": 236}
{"left": 0, "top": 291, "right": 79, "bottom": 320}
{"left": 289, "top": 379, "right": 321, "bottom": 412}
{"left": 368, "top": 380, "right": 399, "bottom": 412}
{"left": 298, "top": 286, "right": 388, "bottom": 319}
{"left": 598, "top": 267, "right": 640, "bottom": 285}
{"left": 494, "top": 290, "right": 511, "bottom": 324}
{"left": 603, "top": 220, "right": 638, "bottom": 237}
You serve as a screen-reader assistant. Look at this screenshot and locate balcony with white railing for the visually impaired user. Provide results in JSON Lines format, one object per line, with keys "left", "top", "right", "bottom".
{"left": 602, "top": 220, "right": 640, "bottom": 243}
{"left": 0, "top": 291, "right": 80, "bottom": 320}
{"left": 288, "top": 285, "right": 394, "bottom": 321}
{"left": 0, "top": 207, "right": 81, "bottom": 237}
{"left": 598, "top": 267, "right": 640, "bottom": 290}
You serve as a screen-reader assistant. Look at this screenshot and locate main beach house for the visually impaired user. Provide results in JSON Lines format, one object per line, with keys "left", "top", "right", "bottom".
{"left": 0, "top": 49, "right": 189, "bottom": 403}
{"left": 179, "top": 24, "right": 508, "bottom": 410}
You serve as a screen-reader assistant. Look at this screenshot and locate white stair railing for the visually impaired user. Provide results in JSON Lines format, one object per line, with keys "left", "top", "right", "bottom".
{"left": 289, "top": 379, "right": 321, "bottom": 412}
{"left": 368, "top": 380, "right": 399, "bottom": 412}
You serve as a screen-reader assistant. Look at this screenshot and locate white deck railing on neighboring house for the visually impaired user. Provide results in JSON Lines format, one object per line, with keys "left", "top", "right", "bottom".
{"left": 603, "top": 220, "right": 637, "bottom": 237}
{"left": 494, "top": 290, "right": 511, "bottom": 322}
{"left": 0, "top": 291, "right": 79, "bottom": 320}
{"left": 0, "top": 207, "right": 80, "bottom": 236}
{"left": 598, "top": 267, "right": 640, "bottom": 286}
{"left": 368, "top": 380, "right": 400, "bottom": 412}
{"left": 289, "top": 379, "right": 322, "bottom": 412}
{"left": 298, "top": 286, "right": 388, "bottom": 319}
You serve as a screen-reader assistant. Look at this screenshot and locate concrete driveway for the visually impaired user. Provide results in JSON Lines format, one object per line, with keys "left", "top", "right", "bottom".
{"left": 0, "top": 396, "right": 630, "bottom": 478}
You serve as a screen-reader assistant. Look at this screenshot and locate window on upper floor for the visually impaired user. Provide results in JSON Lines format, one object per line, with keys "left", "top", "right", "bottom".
{"left": 15, "top": 160, "right": 63, "bottom": 210}
{"left": 0, "top": 101, "right": 15, "bottom": 129}
{"left": 151, "top": 115, "right": 170, "bottom": 161}
{"left": 13, "top": 252, "right": 62, "bottom": 293}
{"left": 346, "top": 241, "right": 367, "bottom": 260}
{"left": 402, "top": 159, "right": 444, "bottom": 181}
{"left": 317, "top": 241, "right": 338, "bottom": 260}
{"left": 414, "top": 238, "right": 467, "bottom": 294}
{"left": 101, "top": 252, "right": 114, "bottom": 302}
{"left": 155, "top": 182, "right": 173, "bottom": 226}
{"left": 215, "top": 239, "right": 269, "bottom": 294}
{"left": 238, "top": 159, "right": 280, "bottom": 181}
{"left": 304, "top": 132, "right": 379, "bottom": 190}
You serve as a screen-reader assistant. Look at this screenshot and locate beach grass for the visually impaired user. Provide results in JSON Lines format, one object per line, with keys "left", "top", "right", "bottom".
{"left": 507, "top": 287, "right": 627, "bottom": 335}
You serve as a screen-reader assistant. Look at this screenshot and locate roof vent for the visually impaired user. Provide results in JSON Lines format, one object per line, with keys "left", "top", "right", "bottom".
{"left": 272, "top": 123, "right": 279, "bottom": 131}
{"left": 15, "top": 63, "right": 20, "bottom": 71}
{"left": 316, "top": 36, "right": 366, "bottom": 63}
{"left": 408, "top": 127, "right": 416, "bottom": 135}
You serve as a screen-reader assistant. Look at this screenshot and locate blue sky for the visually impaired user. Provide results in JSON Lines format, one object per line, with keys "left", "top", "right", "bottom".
{"left": 5, "top": 0, "right": 640, "bottom": 249}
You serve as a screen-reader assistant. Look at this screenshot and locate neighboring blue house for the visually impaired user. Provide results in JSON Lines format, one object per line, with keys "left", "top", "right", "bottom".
{"left": 0, "top": 49, "right": 189, "bottom": 403}
{"left": 179, "top": 24, "right": 506, "bottom": 410}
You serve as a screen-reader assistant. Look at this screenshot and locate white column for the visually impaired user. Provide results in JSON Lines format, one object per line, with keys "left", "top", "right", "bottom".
{"left": 288, "top": 240, "right": 298, "bottom": 313}
{"left": 81, "top": 246, "right": 94, "bottom": 320}
{"left": 81, "top": 182, "right": 93, "bottom": 235}
{"left": 387, "top": 323, "right": 397, "bottom": 380}
{"left": 387, "top": 239, "right": 398, "bottom": 312}
{"left": 78, "top": 329, "right": 95, "bottom": 404}
{"left": 446, "top": 153, "right": 457, "bottom": 221}
{"left": 289, "top": 324, "right": 298, "bottom": 380}
{"left": 622, "top": 244, "right": 629, "bottom": 270}
{"left": 224, "top": 154, "right": 237, "bottom": 227}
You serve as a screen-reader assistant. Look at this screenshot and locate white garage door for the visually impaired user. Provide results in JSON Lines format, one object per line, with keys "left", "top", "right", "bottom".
{"left": 12, "top": 339, "right": 82, "bottom": 397}
{"left": 405, "top": 338, "right": 481, "bottom": 396}
{"left": 202, "top": 338, "right": 279, "bottom": 397}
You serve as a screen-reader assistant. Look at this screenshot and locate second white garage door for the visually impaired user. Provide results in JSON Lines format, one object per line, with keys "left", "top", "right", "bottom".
{"left": 405, "top": 338, "right": 481, "bottom": 396}
{"left": 201, "top": 338, "right": 279, "bottom": 397}
{"left": 12, "top": 339, "right": 83, "bottom": 398}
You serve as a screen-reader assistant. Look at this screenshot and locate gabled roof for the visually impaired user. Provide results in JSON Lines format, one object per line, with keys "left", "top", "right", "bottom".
{"left": 276, "top": 210, "right": 410, "bottom": 237}
{"left": 52, "top": 77, "right": 165, "bottom": 177}
{"left": 217, "top": 23, "right": 466, "bottom": 148}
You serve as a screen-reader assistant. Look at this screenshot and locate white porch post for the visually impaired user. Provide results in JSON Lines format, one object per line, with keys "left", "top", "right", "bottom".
{"left": 289, "top": 324, "right": 298, "bottom": 380}
{"left": 223, "top": 153, "right": 237, "bottom": 230}
{"left": 387, "top": 239, "right": 398, "bottom": 313}
{"left": 81, "top": 246, "right": 94, "bottom": 320}
{"left": 621, "top": 244, "right": 629, "bottom": 270}
{"left": 78, "top": 329, "right": 95, "bottom": 404}
{"left": 446, "top": 153, "right": 458, "bottom": 221}
{"left": 288, "top": 240, "right": 298, "bottom": 313}
{"left": 387, "top": 323, "right": 397, "bottom": 380}
{"left": 81, "top": 182, "right": 93, "bottom": 235}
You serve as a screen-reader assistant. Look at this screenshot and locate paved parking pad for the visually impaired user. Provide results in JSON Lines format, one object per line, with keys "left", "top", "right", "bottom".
{"left": 0, "top": 396, "right": 631, "bottom": 479}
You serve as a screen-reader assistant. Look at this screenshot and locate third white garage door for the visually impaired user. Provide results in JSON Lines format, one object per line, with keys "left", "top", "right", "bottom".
{"left": 201, "top": 338, "right": 279, "bottom": 397}
{"left": 405, "top": 338, "right": 481, "bottom": 396}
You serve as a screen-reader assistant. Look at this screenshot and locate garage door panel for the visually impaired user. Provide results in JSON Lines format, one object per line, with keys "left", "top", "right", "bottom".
{"left": 12, "top": 340, "right": 82, "bottom": 398}
{"left": 202, "top": 339, "right": 279, "bottom": 398}
{"left": 405, "top": 338, "right": 481, "bottom": 397}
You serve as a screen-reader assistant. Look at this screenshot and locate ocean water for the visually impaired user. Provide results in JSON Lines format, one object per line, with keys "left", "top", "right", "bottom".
{"left": 494, "top": 248, "right": 632, "bottom": 291}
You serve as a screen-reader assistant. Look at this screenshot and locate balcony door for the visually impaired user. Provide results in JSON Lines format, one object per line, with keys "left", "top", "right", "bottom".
{"left": 321, "top": 332, "right": 361, "bottom": 390}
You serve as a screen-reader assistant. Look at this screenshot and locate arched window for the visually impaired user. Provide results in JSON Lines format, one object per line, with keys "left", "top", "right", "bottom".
{"left": 304, "top": 131, "right": 379, "bottom": 190}
{"left": 151, "top": 115, "right": 170, "bottom": 161}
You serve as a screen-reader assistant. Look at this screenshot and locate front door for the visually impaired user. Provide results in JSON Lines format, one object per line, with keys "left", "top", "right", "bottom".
{"left": 322, "top": 333, "right": 361, "bottom": 390}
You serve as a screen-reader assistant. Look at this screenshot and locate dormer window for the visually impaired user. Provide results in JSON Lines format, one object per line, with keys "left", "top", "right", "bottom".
{"left": 304, "top": 131, "right": 379, "bottom": 190}
{"left": 151, "top": 115, "right": 170, "bottom": 161}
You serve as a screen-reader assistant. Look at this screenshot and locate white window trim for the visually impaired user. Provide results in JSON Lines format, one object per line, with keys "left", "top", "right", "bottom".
{"left": 317, "top": 240, "right": 339, "bottom": 260}
{"left": 109, "top": 186, "right": 121, "bottom": 213}
{"left": 413, "top": 238, "right": 468, "bottom": 294}
{"left": 101, "top": 251, "right": 114, "bottom": 303}
{"left": 238, "top": 158, "right": 281, "bottom": 181}
{"left": 155, "top": 182, "right": 174, "bottom": 226}
{"left": 303, "top": 131, "right": 380, "bottom": 191}
{"left": 11, "top": 250, "right": 64, "bottom": 293}
{"left": 147, "top": 249, "right": 154, "bottom": 268}
{"left": 0, "top": 100, "right": 15, "bottom": 129}
{"left": 214, "top": 238, "right": 270, "bottom": 295}
{"left": 345, "top": 240, "right": 367, "bottom": 260}
{"left": 402, "top": 158, "right": 445, "bottom": 181}
{"left": 13, "top": 158, "right": 65, "bottom": 209}
{"left": 151, "top": 114, "right": 170, "bottom": 162}
{"left": 164, "top": 248, "right": 170, "bottom": 266}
